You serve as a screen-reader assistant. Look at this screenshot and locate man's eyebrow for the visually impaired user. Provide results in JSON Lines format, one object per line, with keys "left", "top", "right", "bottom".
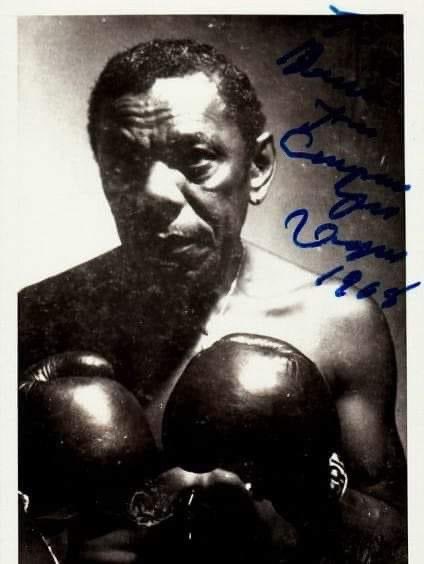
{"left": 170, "top": 132, "right": 210, "bottom": 144}
{"left": 170, "top": 132, "right": 221, "bottom": 149}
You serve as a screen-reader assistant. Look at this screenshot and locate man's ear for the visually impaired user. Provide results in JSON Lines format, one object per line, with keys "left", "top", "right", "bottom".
{"left": 248, "top": 131, "right": 276, "bottom": 205}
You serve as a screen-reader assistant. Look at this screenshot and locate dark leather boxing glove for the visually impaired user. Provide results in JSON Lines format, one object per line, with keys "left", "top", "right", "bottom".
{"left": 19, "top": 351, "right": 158, "bottom": 521}
{"left": 19, "top": 490, "right": 70, "bottom": 564}
{"left": 163, "top": 334, "right": 344, "bottom": 524}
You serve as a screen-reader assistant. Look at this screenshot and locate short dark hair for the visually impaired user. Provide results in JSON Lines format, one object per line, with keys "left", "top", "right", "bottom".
{"left": 88, "top": 39, "right": 266, "bottom": 156}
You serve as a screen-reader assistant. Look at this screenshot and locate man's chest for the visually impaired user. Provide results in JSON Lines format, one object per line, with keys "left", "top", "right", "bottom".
{"left": 140, "top": 294, "right": 338, "bottom": 445}
{"left": 21, "top": 280, "right": 339, "bottom": 445}
{"left": 197, "top": 295, "right": 335, "bottom": 380}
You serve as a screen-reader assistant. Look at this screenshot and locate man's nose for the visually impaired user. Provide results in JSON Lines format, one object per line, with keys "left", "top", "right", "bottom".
{"left": 140, "top": 161, "right": 187, "bottom": 212}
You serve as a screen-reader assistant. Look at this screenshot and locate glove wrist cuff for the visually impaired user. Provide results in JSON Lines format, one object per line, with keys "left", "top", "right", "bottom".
{"left": 329, "top": 452, "right": 348, "bottom": 501}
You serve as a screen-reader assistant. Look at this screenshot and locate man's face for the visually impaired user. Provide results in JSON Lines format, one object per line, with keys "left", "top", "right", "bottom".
{"left": 95, "top": 72, "right": 252, "bottom": 285}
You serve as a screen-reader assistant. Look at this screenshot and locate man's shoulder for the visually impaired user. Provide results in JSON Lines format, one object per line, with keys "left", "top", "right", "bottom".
{"left": 18, "top": 247, "right": 131, "bottom": 371}
{"left": 19, "top": 246, "right": 125, "bottom": 308}
{"left": 241, "top": 241, "right": 316, "bottom": 297}
{"left": 242, "top": 240, "right": 385, "bottom": 324}
{"left": 240, "top": 241, "right": 393, "bottom": 388}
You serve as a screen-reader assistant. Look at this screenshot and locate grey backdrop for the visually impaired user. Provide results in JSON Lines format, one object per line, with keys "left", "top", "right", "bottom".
{"left": 18, "top": 15, "right": 406, "bottom": 447}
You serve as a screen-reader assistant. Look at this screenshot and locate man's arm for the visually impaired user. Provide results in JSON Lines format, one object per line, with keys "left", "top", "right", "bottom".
{"left": 328, "top": 295, "right": 407, "bottom": 562}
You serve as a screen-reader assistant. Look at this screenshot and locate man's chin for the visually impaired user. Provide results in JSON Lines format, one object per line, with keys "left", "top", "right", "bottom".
{"left": 126, "top": 244, "right": 221, "bottom": 290}
{"left": 162, "top": 254, "right": 221, "bottom": 289}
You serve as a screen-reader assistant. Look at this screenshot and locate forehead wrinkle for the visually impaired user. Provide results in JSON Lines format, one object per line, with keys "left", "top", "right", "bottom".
{"left": 111, "top": 74, "right": 227, "bottom": 127}
{"left": 114, "top": 103, "right": 219, "bottom": 133}
{"left": 108, "top": 110, "right": 172, "bottom": 151}
{"left": 100, "top": 74, "right": 243, "bottom": 155}
{"left": 109, "top": 112, "right": 217, "bottom": 150}
{"left": 112, "top": 101, "right": 174, "bottom": 126}
{"left": 113, "top": 95, "right": 170, "bottom": 116}
{"left": 117, "top": 126, "right": 152, "bottom": 149}
{"left": 118, "top": 114, "right": 175, "bottom": 131}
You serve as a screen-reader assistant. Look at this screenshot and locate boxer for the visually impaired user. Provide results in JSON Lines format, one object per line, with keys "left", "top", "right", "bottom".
{"left": 19, "top": 39, "right": 407, "bottom": 562}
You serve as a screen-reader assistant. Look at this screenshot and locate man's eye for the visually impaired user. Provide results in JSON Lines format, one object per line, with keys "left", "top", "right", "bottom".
{"left": 181, "top": 148, "right": 217, "bottom": 181}
{"left": 186, "top": 148, "right": 216, "bottom": 166}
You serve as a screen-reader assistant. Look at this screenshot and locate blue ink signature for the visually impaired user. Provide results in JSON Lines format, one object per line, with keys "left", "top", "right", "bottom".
{"left": 315, "top": 264, "right": 421, "bottom": 309}
{"left": 314, "top": 99, "right": 377, "bottom": 138}
{"left": 276, "top": 38, "right": 368, "bottom": 99}
{"left": 280, "top": 102, "right": 410, "bottom": 196}
{"left": 285, "top": 208, "right": 406, "bottom": 263}
{"left": 279, "top": 99, "right": 408, "bottom": 221}
{"left": 323, "top": 15, "right": 361, "bottom": 39}
{"left": 328, "top": 5, "right": 358, "bottom": 16}
{"left": 283, "top": 210, "right": 421, "bottom": 308}
{"left": 277, "top": 33, "right": 420, "bottom": 307}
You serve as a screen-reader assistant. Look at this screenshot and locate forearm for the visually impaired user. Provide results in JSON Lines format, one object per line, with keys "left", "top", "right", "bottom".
{"left": 336, "top": 487, "right": 407, "bottom": 563}
{"left": 253, "top": 486, "right": 406, "bottom": 564}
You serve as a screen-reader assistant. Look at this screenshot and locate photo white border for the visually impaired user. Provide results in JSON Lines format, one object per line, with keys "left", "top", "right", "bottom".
{"left": 1, "top": 2, "right": 422, "bottom": 562}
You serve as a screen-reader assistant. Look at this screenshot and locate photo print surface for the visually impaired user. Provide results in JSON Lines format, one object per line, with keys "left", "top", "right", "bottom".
{"left": 18, "top": 15, "right": 411, "bottom": 564}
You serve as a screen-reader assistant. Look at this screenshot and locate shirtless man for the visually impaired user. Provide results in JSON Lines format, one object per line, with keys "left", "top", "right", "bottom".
{"left": 19, "top": 39, "right": 406, "bottom": 563}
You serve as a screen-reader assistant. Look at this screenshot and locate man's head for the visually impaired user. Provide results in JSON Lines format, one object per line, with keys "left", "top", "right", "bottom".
{"left": 88, "top": 39, "right": 275, "bottom": 290}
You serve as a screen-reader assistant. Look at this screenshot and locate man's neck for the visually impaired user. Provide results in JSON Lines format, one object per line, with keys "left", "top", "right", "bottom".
{"left": 120, "top": 239, "right": 245, "bottom": 319}
{"left": 217, "top": 239, "right": 245, "bottom": 297}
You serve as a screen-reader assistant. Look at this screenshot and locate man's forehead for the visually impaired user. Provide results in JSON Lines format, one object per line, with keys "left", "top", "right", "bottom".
{"left": 98, "top": 72, "right": 243, "bottom": 150}
{"left": 109, "top": 72, "right": 225, "bottom": 125}
{"left": 150, "top": 72, "right": 222, "bottom": 111}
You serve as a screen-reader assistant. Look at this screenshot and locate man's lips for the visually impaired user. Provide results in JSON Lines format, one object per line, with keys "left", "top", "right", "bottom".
{"left": 142, "top": 234, "right": 213, "bottom": 265}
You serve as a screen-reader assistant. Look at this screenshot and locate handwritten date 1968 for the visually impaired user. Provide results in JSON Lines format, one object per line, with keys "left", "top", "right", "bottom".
{"left": 315, "top": 264, "right": 421, "bottom": 310}
{"left": 284, "top": 208, "right": 420, "bottom": 309}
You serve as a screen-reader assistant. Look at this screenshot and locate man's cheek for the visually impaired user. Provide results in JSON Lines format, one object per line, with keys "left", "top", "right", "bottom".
{"left": 201, "top": 163, "right": 234, "bottom": 191}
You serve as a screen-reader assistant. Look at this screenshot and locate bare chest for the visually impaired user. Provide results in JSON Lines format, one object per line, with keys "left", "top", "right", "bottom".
{"left": 143, "top": 291, "right": 337, "bottom": 446}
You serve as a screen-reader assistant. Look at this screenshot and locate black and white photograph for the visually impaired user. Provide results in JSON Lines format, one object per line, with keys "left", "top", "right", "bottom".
{"left": 8, "top": 9, "right": 423, "bottom": 563}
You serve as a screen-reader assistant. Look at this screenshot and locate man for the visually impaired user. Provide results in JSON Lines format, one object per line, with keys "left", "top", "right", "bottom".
{"left": 19, "top": 39, "right": 406, "bottom": 563}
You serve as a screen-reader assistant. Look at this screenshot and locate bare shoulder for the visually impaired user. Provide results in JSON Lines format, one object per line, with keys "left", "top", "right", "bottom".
{"left": 240, "top": 241, "right": 396, "bottom": 394}
{"left": 300, "top": 277, "right": 397, "bottom": 398}
{"left": 316, "top": 284, "right": 396, "bottom": 390}
{"left": 240, "top": 241, "right": 317, "bottom": 297}
{"left": 241, "top": 240, "right": 383, "bottom": 321}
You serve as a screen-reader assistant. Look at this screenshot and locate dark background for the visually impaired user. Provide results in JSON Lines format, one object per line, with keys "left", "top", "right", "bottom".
{"left": 18, "top": 15, "right": 406, "bottom": 447}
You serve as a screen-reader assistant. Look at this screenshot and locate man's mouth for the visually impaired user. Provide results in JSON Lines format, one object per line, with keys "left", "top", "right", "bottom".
{"left": 143, "top": 233, "right": 213, "bottom": 267}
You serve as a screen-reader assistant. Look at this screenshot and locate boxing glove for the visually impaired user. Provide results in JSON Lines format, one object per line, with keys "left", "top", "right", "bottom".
{"left": 163, "top": 334, "right": 343, "bottom": 521}
{"left": 19, "top": 351, "right": 158, "bottom": 521}
{"left": 19, "top": 490, "right": 70, "bottom": 564}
